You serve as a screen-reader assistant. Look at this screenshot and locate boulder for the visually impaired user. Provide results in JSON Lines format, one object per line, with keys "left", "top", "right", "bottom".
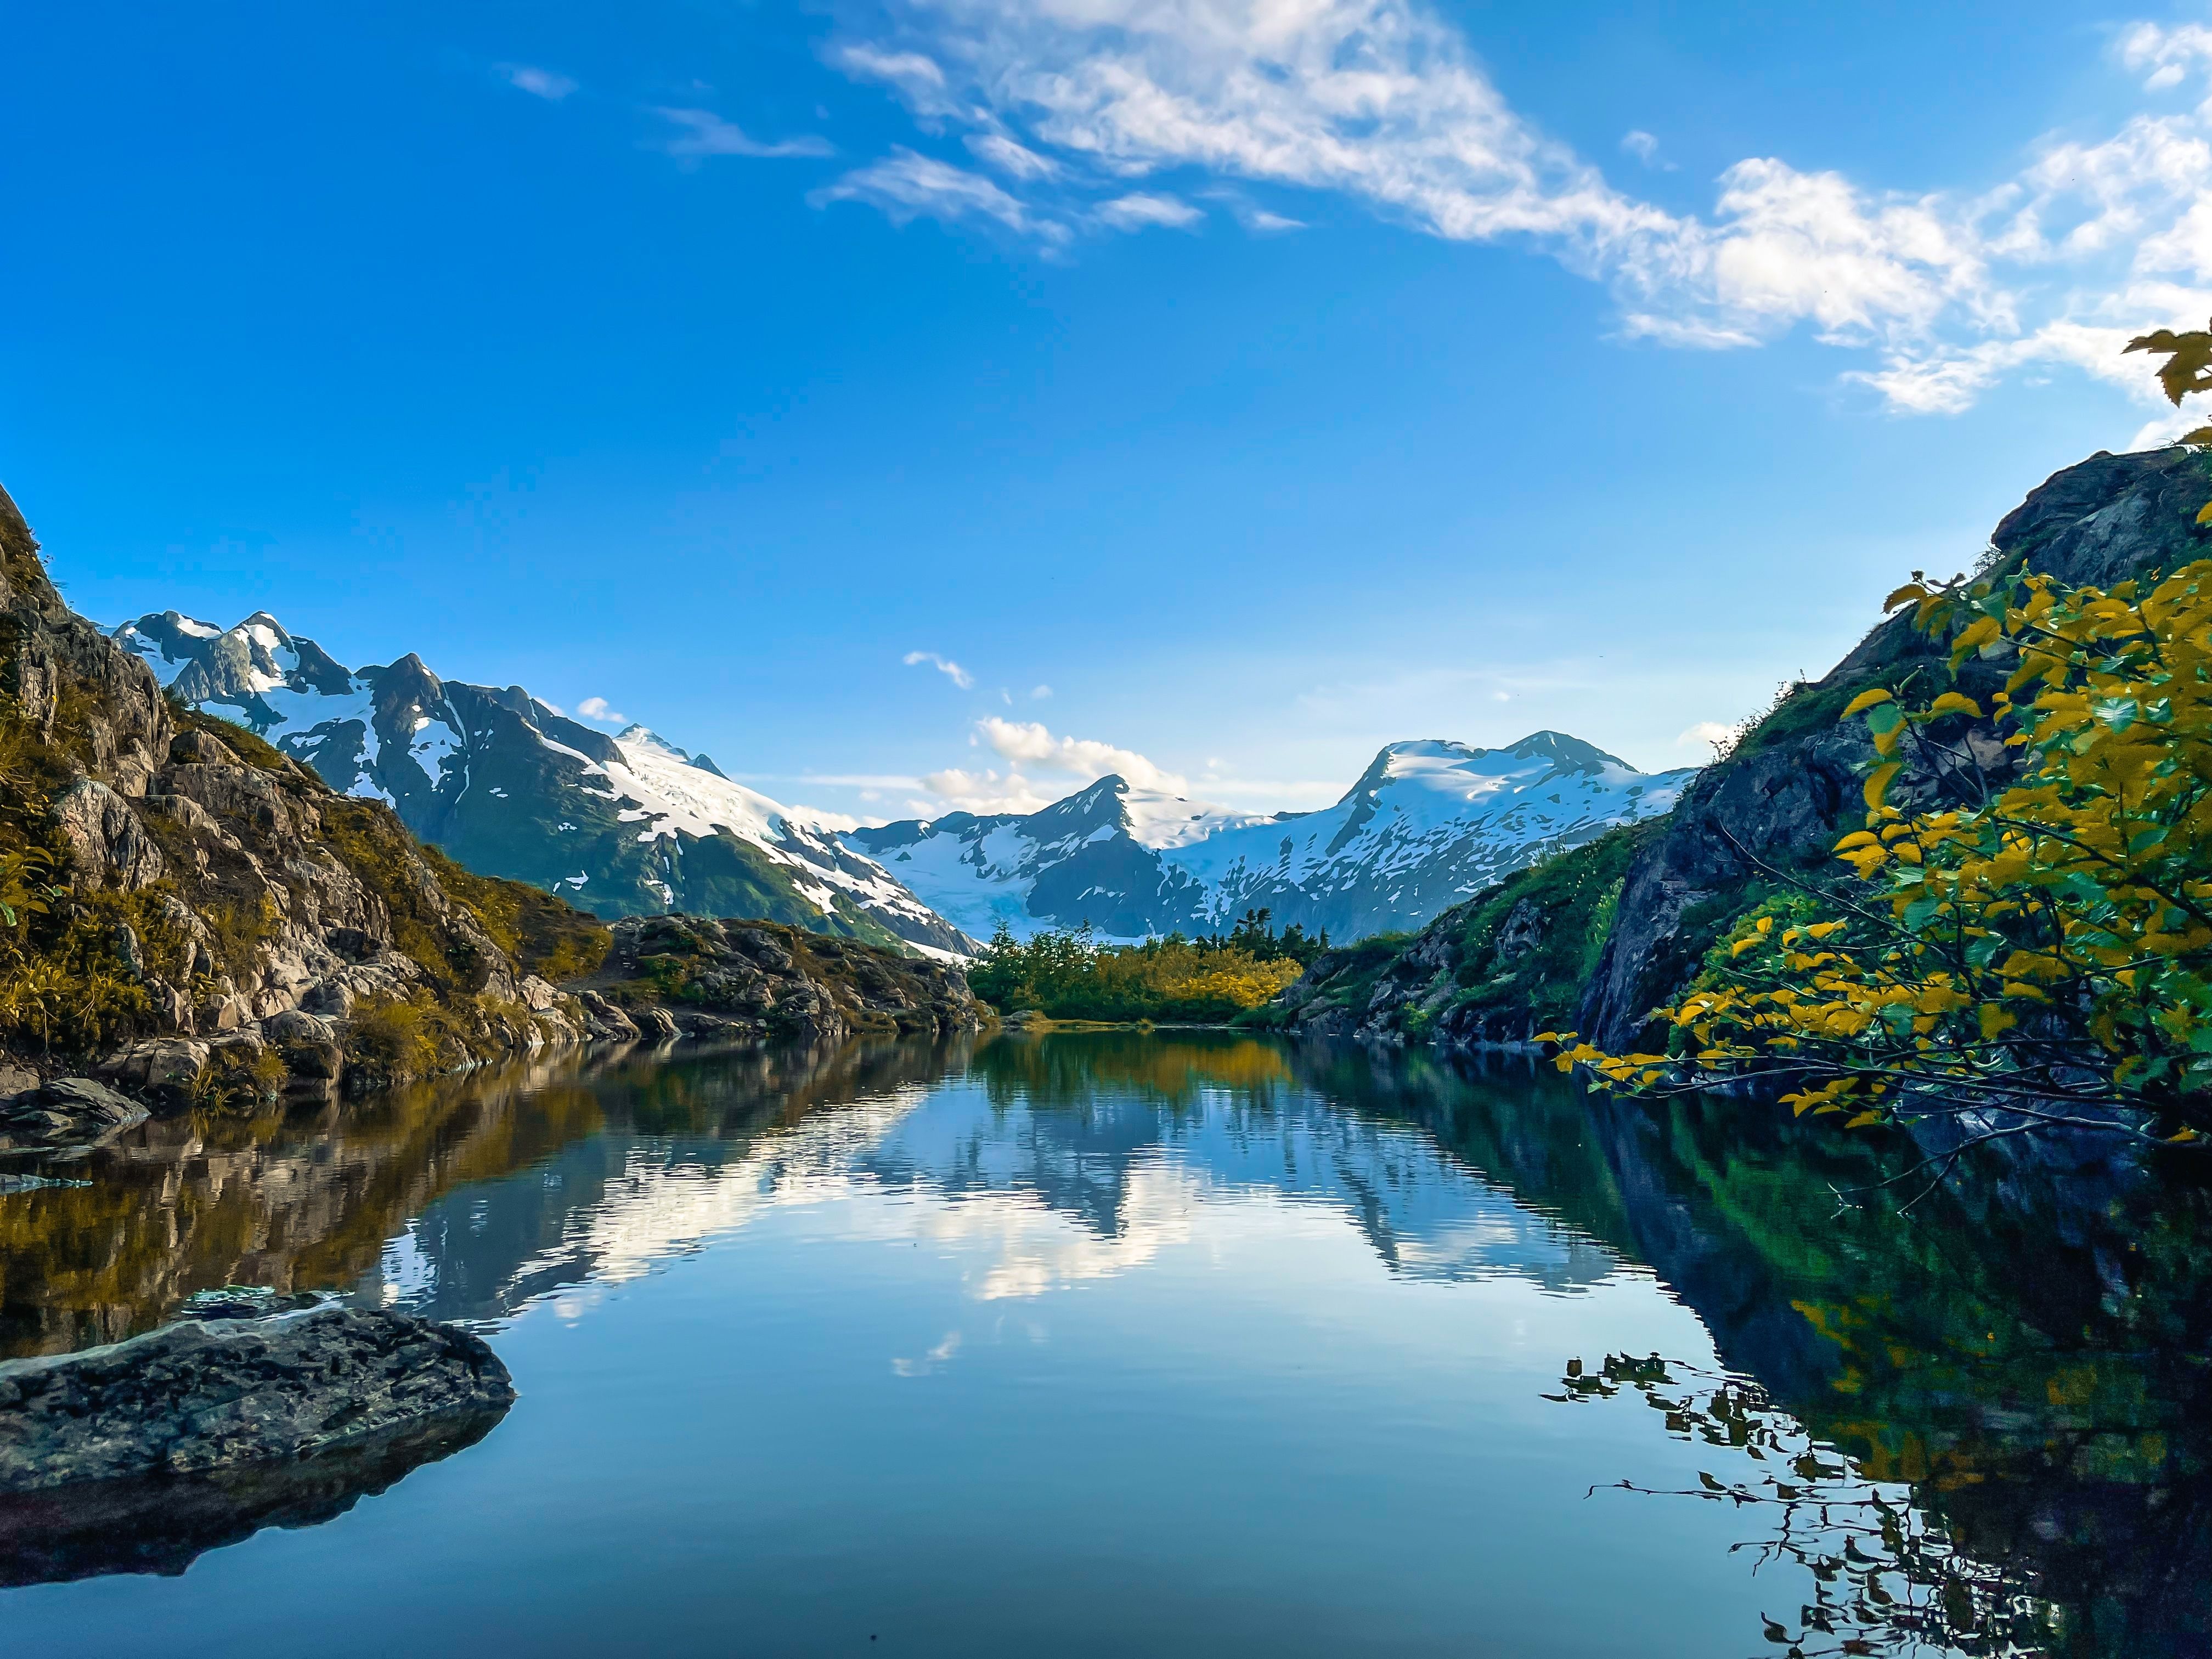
{"left": 261, "top": 1009, "right": 342, "bottom": 1080}
{"left": 576, "top": 990, "right": 639, "bottom": 1042}
{"left": 0, "top": 1078, "right": 149, "bottom": 1153}
{"left": 0, "top": 1307, "right": 515, "bottom": 1494}
{"left": 166, "top": 727, "right": 240, "bottom": 768}
{"left": 99, "top": 1037, "right": 210, "bottom": 1102}
{"left": 48, "top": 778, "right": 164, "bottom": 893}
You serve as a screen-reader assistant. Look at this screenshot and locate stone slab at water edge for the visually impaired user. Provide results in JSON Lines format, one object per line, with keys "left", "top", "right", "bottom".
{"left": 0, "top": 1307, "right": 515, "bottom": 1494}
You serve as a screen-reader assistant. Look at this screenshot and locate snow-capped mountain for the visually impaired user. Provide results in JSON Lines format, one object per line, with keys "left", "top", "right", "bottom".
{"left": 848, "top": 734, "right": 1694, "bottom": 944}
{"left": 115, "top": 611, "right": 977, "bottom": 957}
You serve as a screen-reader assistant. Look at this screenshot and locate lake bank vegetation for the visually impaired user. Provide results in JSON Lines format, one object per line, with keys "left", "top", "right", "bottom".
{"left": 1547, "top": 324, "right": 2212, "bottom": 1154}
{"left": 969, "top": 910, "right": 1321, "bottom": 1024}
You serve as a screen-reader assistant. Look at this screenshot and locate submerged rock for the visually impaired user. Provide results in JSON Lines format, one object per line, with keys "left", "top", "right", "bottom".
{"left": 0, "top": 1077, "right": 149, "bottom": 1154}
{"left": 0, "top": 1306, "right": 514, "bottom": 1495}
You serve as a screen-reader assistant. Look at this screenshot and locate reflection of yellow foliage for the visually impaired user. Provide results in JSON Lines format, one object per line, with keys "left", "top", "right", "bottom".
{"left": 0, "top": 1061, "right": 608, "bottom": 1357}
{"left": 978, "top": 1031, "right": 1295, "bottom": 1108}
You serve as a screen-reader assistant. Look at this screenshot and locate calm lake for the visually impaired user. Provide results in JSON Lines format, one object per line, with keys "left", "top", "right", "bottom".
{"left": 2, "top": 1031, "right": 2207, "bottom": 1657}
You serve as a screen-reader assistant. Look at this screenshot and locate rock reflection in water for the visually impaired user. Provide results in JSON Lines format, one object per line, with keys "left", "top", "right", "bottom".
{"left": 0, "top": 1407, "right": 507, "bottom": 1587}
{"left": 0, "top": 1037, "right": 975, "bottom": 1358}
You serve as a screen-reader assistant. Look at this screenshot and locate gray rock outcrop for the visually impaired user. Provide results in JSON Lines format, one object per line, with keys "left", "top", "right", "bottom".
{"left": 0, "top": 1307, "right": 514, "bottom": 1494}
{"left": 573, "top": 913, "right": 988, "bottom": 1047}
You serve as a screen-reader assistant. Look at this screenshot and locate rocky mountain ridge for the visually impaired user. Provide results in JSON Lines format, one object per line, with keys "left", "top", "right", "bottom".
{"left": 0, "top": 483, "right": 616, "bottom": 1110}
{"left": 850, "top": 733, "right": 1691, "bottom": 945}
{"left": 116, "top": 611, "right": 973, "bottom": 958}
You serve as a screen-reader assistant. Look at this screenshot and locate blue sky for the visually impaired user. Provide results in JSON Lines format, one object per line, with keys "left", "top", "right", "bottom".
{"left": 8, "top": 2, "right": 2212, "bottom": 821}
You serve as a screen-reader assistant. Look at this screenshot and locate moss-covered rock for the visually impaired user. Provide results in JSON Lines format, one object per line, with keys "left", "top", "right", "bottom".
{"left": 573, "top": 913, "right": 986, "bottom": 1048}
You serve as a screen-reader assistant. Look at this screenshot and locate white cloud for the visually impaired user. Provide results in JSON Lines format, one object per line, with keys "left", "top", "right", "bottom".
{"left": 833, "top": 44, "right": 955, "bottom": 111}
{"left": 1621, "top": 129, "right": 1662, "bottom": 166}
{"left": 975, "top": 716, "right": 1187, "bottom": 791}
{"left": 2119, "top": 21, "right": 2212, "bottom": 89}
{"left": 496, "top": 64, "right": 576, "bottom": 101}
{"left": 818, "top": 0, "right": 2212, "bottom": 417}
{"left": 966, "top": 132, "right": 1060, "bottom": 180}
{"left": 816, "top": 148, "right": 1063, "bottom": 240}
{"left": 1030, "top": 684, "right": 1052, "bottom": 699}
{"left": 653, "top": 108, "right": 834, "bottom": 160}
{"left": 911, "top": 717, "right": 1192, "bottom": 814}
{"left": 918, "top": 766, "right": 1057, "bottom": 814}
{"left": 1096, "top": 191, "right": 1204, "bottom": 230}
{"left": 1678, "top": 720, "right": 1738, "bottom": 748}
{"left": 903, "top": 649, "right": 975, "bottom": 689}
{"left": 576, "top": 696, "right": 628, "bottom": 725}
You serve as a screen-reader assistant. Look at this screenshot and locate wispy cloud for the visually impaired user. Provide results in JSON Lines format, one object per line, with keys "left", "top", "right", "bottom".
{"left": 1096, "top": 192, "right": 1203, "bottom": 232}
{"left": 816, "top": 149, "right": 1061, "bottom": 240}
{"left": 576, "top": 696, "right": 628, "bottom": 725}
{"left": 903, "top": 649, "right": 975, "bottom": 689}
{"left": 966, "top": 133, "right": 1060, "bottom": 180}
{"left": 815, "top": 2, "right": 2212, "bottom": 420}
{"left": 653, "top": 108, "right": 833, "bottom": 160}
{"left": 1677, "top": 720, "right": 1737, "bottom": 749}
{"left": 496, "top": 63, "right": 577, "bottom": 101}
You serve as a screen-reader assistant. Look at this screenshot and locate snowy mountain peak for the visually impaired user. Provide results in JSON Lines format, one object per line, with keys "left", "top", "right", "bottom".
{"left": 115, "top": 610, "right": 977, "bottom": 957}
{"left": 850, "top": 732, "right": 1696, "bottom": 945}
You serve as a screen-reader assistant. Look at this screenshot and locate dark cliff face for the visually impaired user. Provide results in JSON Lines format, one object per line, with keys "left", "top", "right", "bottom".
{"left": 1579, "top": 445, "right": 2212, "bottom": 1051}
{"left": 1277, "top": 445, "right": 2212, "bottom": 1053}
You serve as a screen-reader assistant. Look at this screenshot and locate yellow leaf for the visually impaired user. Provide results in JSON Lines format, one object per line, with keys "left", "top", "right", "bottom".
{"left": 1953, "top": 617, "right": 2001, "bottom": 656}
{"left": 1844, "top": 1111, "right": 1883, "bottom": 1129}
{"left": 1842, "top": 688, "right": 1894, "bottom": 717}
{"left": 1864, "top": 762, "right": 1903, "bottom": 809}
{"left": 1925, "top": 691, "right": 1983, "bottom": 719}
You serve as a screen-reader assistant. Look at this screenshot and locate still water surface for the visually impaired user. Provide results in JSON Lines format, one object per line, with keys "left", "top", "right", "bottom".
{"left": 2, "top": 1032, "right": 2207, "bottom": 1656}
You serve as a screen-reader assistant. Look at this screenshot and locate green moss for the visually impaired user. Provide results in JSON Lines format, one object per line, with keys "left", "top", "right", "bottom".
{"left": 180, "top": 705, "right": 319, "bottom": 781}
{"left": 340, "top": 988, "right": 546, "bottom": 1086}
{"left": 1435, "top": 823, "right": 1657, "bottom": 1031}
{"left": 416, "top": 843, "right": 610, "bottom": 982}
{"left": 319, "top": 799, "right": 610, "bottom": 990}
{"left": 187, "top": 1043, "right": 288, "bottom": 1111}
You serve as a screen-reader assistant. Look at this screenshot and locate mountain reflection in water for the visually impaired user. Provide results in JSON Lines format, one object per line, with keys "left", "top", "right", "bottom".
{"left": 0, "top": 1030, "right": 2208, "bottom": 1655}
